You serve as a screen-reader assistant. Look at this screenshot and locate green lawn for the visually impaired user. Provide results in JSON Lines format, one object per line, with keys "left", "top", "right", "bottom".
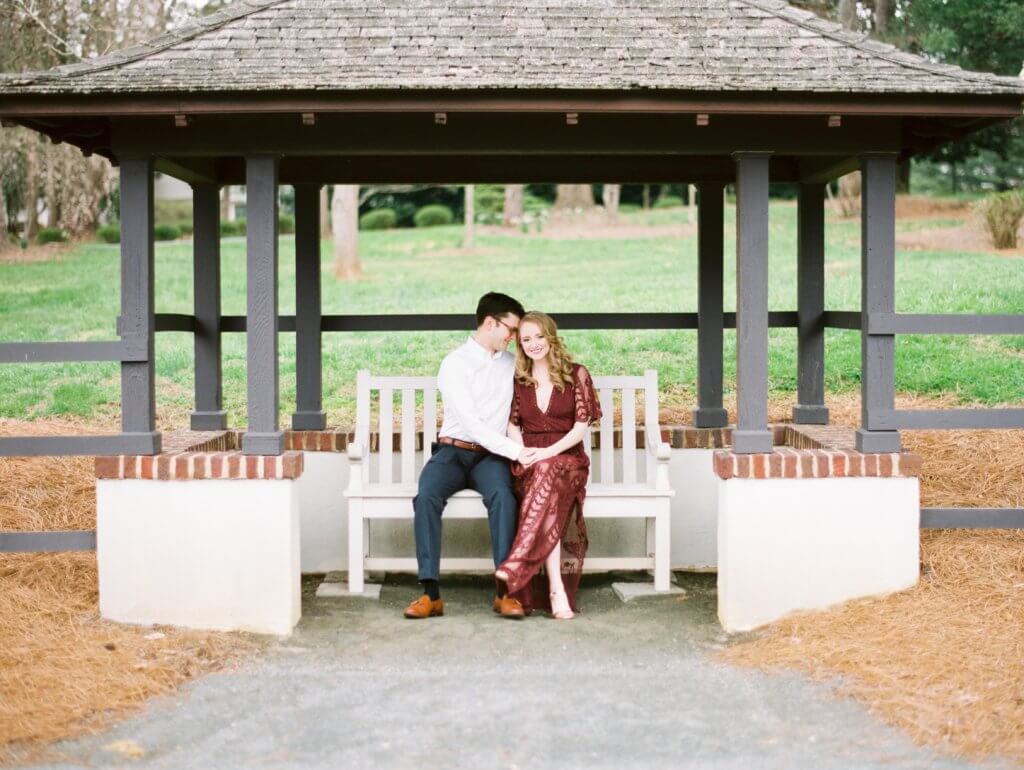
{"left": 1, "top": 201, "right": 1022, "bottom": 426}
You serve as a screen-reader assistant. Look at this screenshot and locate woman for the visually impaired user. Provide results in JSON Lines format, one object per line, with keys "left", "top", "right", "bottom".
{"left": 495, "top": 311, "right": 601, "bottom": 619}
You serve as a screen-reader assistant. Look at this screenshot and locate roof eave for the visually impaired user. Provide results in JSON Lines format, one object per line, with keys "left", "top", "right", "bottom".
{"left": 1, "top": 88, "right": 1022, "bottom": 120}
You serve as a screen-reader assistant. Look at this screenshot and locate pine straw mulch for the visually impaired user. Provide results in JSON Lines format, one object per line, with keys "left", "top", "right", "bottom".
{"left": 0, "top": 417, "right": 262, "bottom": 767}
{"left": 719, "top": 393, "right": 1024, "bottom": 764}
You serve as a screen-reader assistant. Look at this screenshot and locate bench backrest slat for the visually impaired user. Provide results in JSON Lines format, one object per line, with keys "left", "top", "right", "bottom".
{"left": 598, "top": 388, "right": 614, "bottom": 483}
{"left": 423, "top": 386, "right": 437, "bottom": 463}
{"left": 401, "top": 388, "right": 416, "bottom": 484}
{"left": 354, "top": 370, "right": 659, "bottom": 487}
{"left": 644, "top": 370, "right": 658, "bottom": 484}
{"left": 621, "top": 387, "right": 637, "bottom": 484}
{"left": 379, "top": 386, "right": 394, "bottom": 483}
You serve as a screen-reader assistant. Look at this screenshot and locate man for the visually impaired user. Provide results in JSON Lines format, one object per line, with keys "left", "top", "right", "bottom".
{"left": 404, "top": 292, "right": 537, "bottom": 620}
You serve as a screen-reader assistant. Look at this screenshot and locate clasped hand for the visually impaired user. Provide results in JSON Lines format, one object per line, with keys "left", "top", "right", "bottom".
{"left": 517, "top": 446, "right": 552, "bottom": 467}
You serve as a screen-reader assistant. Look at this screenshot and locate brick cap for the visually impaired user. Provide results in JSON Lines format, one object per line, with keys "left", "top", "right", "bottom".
{"left": 95, "top": 451, "right": 304, "bottom": 481}
{"left": 713, "top": 447, "right": 921, "bottom": 480}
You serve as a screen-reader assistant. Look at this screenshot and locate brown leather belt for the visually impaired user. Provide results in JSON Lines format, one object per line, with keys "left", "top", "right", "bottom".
{"left": 437, "top": 436, "right": 487, "bottom": 453}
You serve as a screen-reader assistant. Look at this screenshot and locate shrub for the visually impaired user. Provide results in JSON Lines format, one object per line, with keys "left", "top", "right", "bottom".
{"left": 653, "top": 195, "right": 684, "bottom": 209}
{"left": 278, "top": 214, "right": 295, "bottom": 234}
{"left": 36, "top": 227, "right": 66, "bottom": 245}
{"left": 220, "top": 219, "right": 247, "bottom": 237}
{"left": 360, "top": 208, "right": 397, "bottom": 230}
{"left": 176, "top": 220, "right": 194, "bottom": 237}
{"left": 413, "top": 204, "right": 454, "bottom": 228}
{"left": 978, "top": 190, "right": 1024, "bottom": 249}
{"left": 474, "top": 184, "right": 506, "bottom": 223}
{"left": 97, "top": 224, "right": 121, "bottom": 244}
{"left": 153, "top": 223, "right": 181, "bottom": 241}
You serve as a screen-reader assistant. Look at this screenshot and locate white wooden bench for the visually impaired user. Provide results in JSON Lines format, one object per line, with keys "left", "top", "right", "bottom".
{"left": 344, "top": 369, "right": 674, "bottom": 593}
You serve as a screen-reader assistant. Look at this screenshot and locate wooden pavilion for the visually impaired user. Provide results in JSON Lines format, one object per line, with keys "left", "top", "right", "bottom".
{"left": 1, "top": 0, "right": 1022, "bottom": 459}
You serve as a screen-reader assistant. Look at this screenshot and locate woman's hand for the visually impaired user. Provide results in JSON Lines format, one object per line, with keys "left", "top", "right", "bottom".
{"left": 520, "top": 446, "right": 556, "bottom": 467}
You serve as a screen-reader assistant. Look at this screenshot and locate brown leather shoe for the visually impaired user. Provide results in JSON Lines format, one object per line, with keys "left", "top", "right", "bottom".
{"left": 493, "top": 595, "right": 525, "bottom": 620}
{"left": 403, "top": 594, "right": 444, "bottom": 619}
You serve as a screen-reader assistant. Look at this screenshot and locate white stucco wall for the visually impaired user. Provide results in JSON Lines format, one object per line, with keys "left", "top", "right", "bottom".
{"left": 294, "top": 447, "right": 720, "bottom": 574}
{"left": 717, "top": 476, "right": 920, "bottom": 632}
{"left": 97, "top": 478, "right": 301, "bottom": 635}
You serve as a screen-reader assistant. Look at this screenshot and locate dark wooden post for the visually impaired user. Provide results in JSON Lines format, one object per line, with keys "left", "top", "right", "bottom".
{"left": 732, "top": 152, "right": 773, "bottom": 454}
{"left": 241, "top": 155, "right": 284, "bottom": 455}
{"left": 190, "top": 182, "right": 226, "bottom": 431}
{"left": 292, "top": 183, "right": 326, "bottom": 431}
{"left": 119, "top": 156, "right": 160, "bottom": 453}
{"left": 856, "top": 153, "right": 901, "bottom": 453}
{"left": 792, "top": 182, "right": 829, "bottom": 424}
{"left": 693, "top": 181, "right": 727, "bottom": 428}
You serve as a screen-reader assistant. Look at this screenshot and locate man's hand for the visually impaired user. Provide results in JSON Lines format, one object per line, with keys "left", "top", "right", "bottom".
{"left": 517, "top": 447, "right": 541, "bottom": 465}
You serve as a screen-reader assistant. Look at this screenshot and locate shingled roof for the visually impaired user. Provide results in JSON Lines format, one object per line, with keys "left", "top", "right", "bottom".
{"left": 1, "top": 0, "right": 1022, "bottom": 97}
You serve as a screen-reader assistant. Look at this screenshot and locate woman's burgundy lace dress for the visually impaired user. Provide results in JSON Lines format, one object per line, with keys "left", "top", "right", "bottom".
{"left": 499, "top": 363, "right": 602, "bottom": 614}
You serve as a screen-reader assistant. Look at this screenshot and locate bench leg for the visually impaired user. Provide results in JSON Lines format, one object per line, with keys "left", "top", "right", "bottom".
{"left": 654, "top": 504, "right": 671, "bottom": 591}
{"left": 348, "top": 501, "right": 364, "bottom": 593}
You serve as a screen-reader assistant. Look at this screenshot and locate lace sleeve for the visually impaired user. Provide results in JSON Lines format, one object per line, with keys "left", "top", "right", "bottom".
{"left": 509, "top": 385, "right": 522, "bottom": 427}
{"left": 573, "top": 365, "right": 602, "bottom": 425}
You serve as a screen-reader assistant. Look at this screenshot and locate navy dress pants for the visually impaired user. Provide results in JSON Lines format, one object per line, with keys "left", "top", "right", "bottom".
{"left": 413, "top": 444, "right": 518, "bottom": 582}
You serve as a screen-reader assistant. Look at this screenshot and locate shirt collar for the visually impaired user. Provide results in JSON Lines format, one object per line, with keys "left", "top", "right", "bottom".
{"left": 467, "top": 335, "right": 503, "bottom": 361}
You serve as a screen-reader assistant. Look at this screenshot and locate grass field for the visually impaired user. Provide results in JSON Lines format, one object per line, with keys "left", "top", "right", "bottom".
{"left": 1, "top": 201, "right": 1021, "bottom": 427}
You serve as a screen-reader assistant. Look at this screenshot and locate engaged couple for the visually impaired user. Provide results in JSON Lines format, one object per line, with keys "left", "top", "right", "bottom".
{"left": 404, "top": 292, "right": 601, "bottom": 621}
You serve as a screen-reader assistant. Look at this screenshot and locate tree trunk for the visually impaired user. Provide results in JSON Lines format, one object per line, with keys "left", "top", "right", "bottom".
{"left": 835, "top": 171, "right": 861, "bottom": 217}
{"left": 0, "top": 188, "right": 9, "bottom": 252}
{"left": 687, "top": 184, "right": 697, "bottom": 224}
{"left": 220, "top": 185, "right": 231, "bottom": 220}
{"left": 553, "top": 184, "right": 594, "bottom": 210}
{"left": 838, "top": 0, "right": 858, "bottom": 31}
{"left": 331, "top": 184, "right": 361, "bottom": 280}
{"left": 502, "top": 184, "right": 524, "bottom": 226}
{"left": 874, "top": 0, "right": 891, "bottom": 33}
{"left": 897, "top": 158, "right": 911, "bottom": 194}
{"left": 24, "top": 139, "right": 39, "bottom": 240}
{"left": 463, "top": 184, "right": 475, "bottom": 249}
{"left": 642, "top": 184, "right": 651, "bottom": 210}
{"left": 45, "top": 145, "right": 59, "bottom": 227}
{"left": 601, "top": 183, "right": 621, "bottom": 219}
{"left": 320, "top": 185, "right": 332, "bottom": 238}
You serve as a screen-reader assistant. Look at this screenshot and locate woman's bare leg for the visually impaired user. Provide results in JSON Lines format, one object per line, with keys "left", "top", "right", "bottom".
{"left": 546, "top": 540, "right": 574, "bottom": 619}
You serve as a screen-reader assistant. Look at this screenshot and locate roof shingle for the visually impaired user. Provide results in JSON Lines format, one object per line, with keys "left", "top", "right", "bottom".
{"left": 1, "top": 0, "right": 1021, "bottom": 96}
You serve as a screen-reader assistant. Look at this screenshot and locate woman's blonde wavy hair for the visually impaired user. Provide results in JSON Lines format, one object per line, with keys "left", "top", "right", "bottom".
{"left": 515, "top": 311, "right": 574, "bottom": 390}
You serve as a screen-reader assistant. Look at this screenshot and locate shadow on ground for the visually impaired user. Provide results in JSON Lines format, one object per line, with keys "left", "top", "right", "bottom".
{"left": 33, "top": 573, "right": 1012, "bottom": 770}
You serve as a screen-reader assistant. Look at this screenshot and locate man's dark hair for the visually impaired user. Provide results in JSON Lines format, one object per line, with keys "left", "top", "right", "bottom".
{"left": 475, "top": 292, "right": 525, "bottom": 326}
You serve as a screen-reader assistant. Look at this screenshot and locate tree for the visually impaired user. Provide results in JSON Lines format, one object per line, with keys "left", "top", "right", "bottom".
{"left": 463, "top": 184, "right": 475, "bottom": 248}
{"left": 0, "top": 0, "right": 193, "bottom": 238}
{"left": 901, "top": 0, "right": 1024, "bottom": 191}
{"left": 553, "top": 184, "right": 594, "bottom": 210}
{"left": 331, "top": 184, "right": 361, "bottom": 280}
{"left": 502, "top": 184, "right": 523, "bottom": 226}
{"left": 0, "top": 187, "right": 9, "bottom": 252}
{"left": 601, "top": 183, "right": 621, "bottom": 218}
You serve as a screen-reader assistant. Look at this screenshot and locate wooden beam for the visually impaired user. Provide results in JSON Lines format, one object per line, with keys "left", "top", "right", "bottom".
{"left": 2, "top": 89, "right": 1020, "bottom": 119}
{"left": 110, "top": 113, "right": 905, "bottom": 157}
{"left": 154, "top": 157, "right": 218, "bottom": 184}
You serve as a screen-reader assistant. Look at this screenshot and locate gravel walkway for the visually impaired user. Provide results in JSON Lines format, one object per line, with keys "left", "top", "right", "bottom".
{"left": 31, "top": 573, "right": 1013, "bottom": 770}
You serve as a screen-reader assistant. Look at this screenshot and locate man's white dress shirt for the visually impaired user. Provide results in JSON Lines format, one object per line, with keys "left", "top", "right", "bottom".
{"left": 437, "top": 336, "right": 519, "bottom": 460}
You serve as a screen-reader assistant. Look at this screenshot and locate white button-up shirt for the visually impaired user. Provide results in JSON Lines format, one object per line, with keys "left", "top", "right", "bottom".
{"left": 437, "top": 336, "right": 520, "bottom": 461}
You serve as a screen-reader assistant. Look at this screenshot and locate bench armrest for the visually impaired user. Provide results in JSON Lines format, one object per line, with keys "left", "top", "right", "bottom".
{"left": 644, "top": 427, "right": 671, "bottom": 462}
{"left": 644, "top": 426, "right": 672, "bottom": 491}
{"left": 346, "top": 442, "right": 366, "bottom": 496}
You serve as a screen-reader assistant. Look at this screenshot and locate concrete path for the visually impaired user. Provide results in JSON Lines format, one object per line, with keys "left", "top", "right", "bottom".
{"left": 33, "top": 574, "right": 1013, "bottom": 770}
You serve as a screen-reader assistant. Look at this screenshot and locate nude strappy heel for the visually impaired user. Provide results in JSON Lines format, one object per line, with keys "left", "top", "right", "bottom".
{"left": 549, "top": 588, "right": 574, "bottom": 620}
